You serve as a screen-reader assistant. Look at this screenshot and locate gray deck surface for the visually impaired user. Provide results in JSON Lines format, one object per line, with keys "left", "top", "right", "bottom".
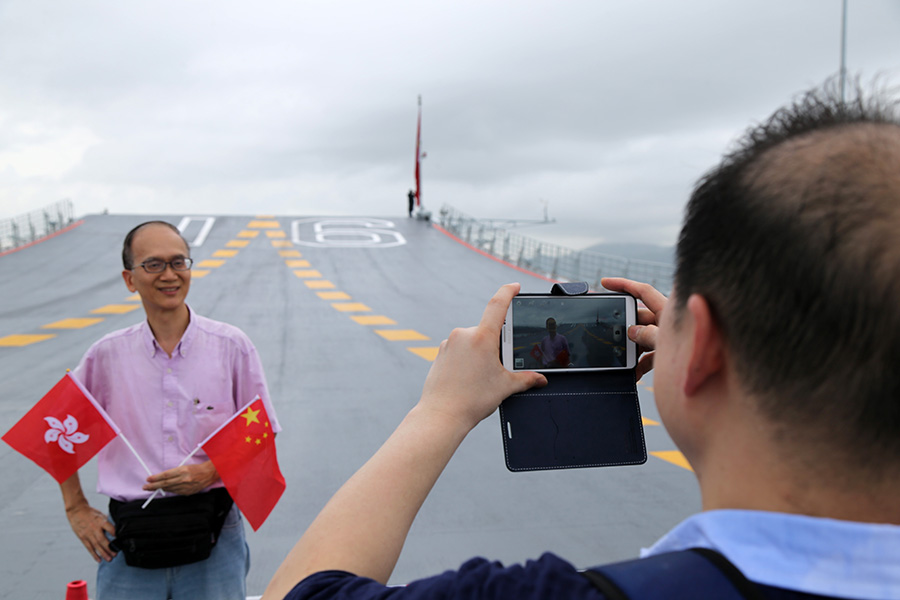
{"left": 0, "top": 214, "right": 699, "bottom": 598}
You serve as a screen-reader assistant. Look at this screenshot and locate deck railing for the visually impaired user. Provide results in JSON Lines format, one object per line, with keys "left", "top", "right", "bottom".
{"left": 0, "top": 199, "right": 76, "bottom": 253}
{"left": 437, "top": 204, "right": 673, "bottom": 294}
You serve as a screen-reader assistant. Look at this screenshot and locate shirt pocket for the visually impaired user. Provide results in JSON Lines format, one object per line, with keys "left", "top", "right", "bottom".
{"left": 187, "top": 387, "right": 235, "bottom": 443}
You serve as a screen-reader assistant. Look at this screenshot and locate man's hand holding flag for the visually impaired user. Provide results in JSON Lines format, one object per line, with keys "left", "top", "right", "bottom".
{"left": 145, "top": 396, "right": 286, "bottom": 529}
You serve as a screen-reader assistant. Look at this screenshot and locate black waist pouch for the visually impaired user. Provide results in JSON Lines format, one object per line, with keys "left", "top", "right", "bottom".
{"left": 109, "top": 488, "right": 234, "bottom": 569}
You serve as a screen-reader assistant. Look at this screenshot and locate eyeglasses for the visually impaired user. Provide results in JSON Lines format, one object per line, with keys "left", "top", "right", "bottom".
{"left": 134, "top": 258, "right": 193, "bottom": 273}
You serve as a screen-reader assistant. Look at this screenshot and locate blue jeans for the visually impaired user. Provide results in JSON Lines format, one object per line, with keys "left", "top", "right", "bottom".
{"left": 97, "top": 505, "right": 249, "bottom": 600}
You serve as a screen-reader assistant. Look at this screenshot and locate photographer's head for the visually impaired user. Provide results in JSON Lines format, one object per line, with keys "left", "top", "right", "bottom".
{"left": 672, "top": 79, "right": 900, "bottom": 475}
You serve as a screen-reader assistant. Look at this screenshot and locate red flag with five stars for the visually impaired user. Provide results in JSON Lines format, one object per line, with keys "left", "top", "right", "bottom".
{"left": 201, "top": 396, "right": 285, "bottom": 531}
{"left": 2, "top": 373, "right": 119, "bottom": 484}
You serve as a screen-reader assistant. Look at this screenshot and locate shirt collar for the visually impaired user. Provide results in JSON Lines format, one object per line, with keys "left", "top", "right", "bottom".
{"left": 141, "top": 305, "right": 196, "bottom": 358}
{"left": 642, "top": 509, "right": 900, "bottom": 599}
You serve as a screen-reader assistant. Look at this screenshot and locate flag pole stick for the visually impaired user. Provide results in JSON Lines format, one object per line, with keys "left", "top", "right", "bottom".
{"left": 117, "top": 432, "right": 153, "bottom": 477}
{"left": 141, "top": 444, "right": 202, "bottom": 509}
{"left": 114, "top": 432, "right": 166, "bottom": 508}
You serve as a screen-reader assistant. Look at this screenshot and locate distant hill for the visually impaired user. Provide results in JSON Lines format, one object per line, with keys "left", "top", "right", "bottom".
{"left": 582, "top": 242, "right": 674, "bottom": 265}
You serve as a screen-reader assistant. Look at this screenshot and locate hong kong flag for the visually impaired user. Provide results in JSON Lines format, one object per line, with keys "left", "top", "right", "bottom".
{"left": 201, "top": 397, "right": 285, "bottom": 531}
{"left": 2, "top": 373, "right": 119, "bottom": 484}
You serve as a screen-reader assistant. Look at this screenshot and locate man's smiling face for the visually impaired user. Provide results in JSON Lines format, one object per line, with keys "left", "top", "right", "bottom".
{"left": 122, "top": 224, "right": 192, "bottom": 315}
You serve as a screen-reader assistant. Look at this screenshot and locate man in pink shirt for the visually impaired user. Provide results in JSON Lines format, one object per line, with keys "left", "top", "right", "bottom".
{"left": 537, "top": 317, "right": 570, "bottom": 368}
{"left": 60, "top": 221, "right": 281, "bottom": 600}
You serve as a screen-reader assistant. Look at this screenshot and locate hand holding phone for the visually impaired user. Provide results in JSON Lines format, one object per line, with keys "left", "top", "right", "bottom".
{"left": 500, "top": 293, "right": 637, "bottom": 373}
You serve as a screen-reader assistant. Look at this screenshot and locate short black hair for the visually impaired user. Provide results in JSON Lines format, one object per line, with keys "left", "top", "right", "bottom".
{"left": 674, "top": 77, "right": 900, "bottom": 468}
{"left": 122, "top": 221, "right": 190, "bottom": 270}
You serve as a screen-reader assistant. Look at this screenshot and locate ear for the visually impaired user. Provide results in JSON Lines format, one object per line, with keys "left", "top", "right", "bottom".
{"left": 682, "top": 294, "right": 725, "bottom": 397}
{"left": 122, "top": 269, "right": 137, "bottom": 293}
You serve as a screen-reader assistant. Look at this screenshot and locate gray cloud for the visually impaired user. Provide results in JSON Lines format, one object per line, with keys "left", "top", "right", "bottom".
{"left": 1, "top": 0, "right": 898, "bottom": 247}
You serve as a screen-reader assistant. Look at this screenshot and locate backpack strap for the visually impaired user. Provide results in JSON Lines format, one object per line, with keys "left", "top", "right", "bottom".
{"left": 581, "top": 548, "right": 765, "bottom": 600}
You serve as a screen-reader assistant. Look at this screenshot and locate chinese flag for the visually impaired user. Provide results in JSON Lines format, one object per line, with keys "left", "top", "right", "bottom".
{"left": 2, "top": 373, "right": 119, "bottom": 484}
{"left": 201, "top": 397, "right": 285, "bottom": 531}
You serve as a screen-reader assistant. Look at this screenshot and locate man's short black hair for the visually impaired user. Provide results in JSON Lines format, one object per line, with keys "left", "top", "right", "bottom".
{"left": 122, "top": 221, "right": 190, "bottom": 270}
{"left": 674, "top": 77, "right": 900, "bottom": 470}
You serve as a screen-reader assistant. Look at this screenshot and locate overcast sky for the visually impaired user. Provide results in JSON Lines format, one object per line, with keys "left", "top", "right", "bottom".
{"left": 1, "top": 1, "right": 898, "bottom": 249}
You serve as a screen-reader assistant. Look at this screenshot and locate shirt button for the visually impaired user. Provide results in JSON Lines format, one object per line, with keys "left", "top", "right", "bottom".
{"left": 167, "top": 368, "right": 172, "bottom": 374}
{"left": 167, "top": 436, "right": 174, "bottom": 442}
{"left": 167, "top": 402, "right": 173, "bottom": 407}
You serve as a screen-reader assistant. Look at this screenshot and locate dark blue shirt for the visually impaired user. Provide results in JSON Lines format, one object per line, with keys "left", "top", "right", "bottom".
{"left": 285, "top": 553, "right": 601, "bottom": 599}
{"left": 284, "top": 552, "right": 847, "bottom": 600}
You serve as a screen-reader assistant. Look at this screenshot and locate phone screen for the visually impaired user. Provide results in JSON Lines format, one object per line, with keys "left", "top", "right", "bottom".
{"left": 504, "top": 294, "right": 635, "bottom": 371}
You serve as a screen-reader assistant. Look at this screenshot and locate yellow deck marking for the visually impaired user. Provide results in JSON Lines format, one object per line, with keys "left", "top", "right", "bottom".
{"left": 285, "top": 259, "right": 311, "bottom": 268}
{"left": 375, "top": 329, "right": 430, "bottom": 341}
{"left": 227, "top": 240, "right": 250, "bottom": 248}
{"left": 642, "top": 417, "right": 660, "bottom": 426}
{"left": 42, "top": 318, "right": 105, "bottom": 329}
{"left": 237, "top": 230, "right": 260, "bottom": 238}
{"left": 0, "top": 334, "right": 57, "bottom": 346}
{"left": 304, "top": 280, "right": 335, "bottom": 289}
{"left": 192, "top": 269, "right": 211, "bottom": 278}
{"left": 266, "top": 230, "right": 286, "bottom": 238}
{"left": 317, "top": 291, "right": 351, "bottom": 300}
{"left": 331, "top": 303, "right": 371, "bottom": 313}
{"left": 255, "top": 214, "right": 275, "bottom": 218}
{"left": 125, "top": 294, "right": 141, "bottom": 301}
{"left": 407, "top": 347, "right": 440, "bottom": 361}
{"left": 351, "top": 315, "right": 396, "bottom": 325}
{"left": 271, "top": 240, "right": 293, "bottom": 248}
{"left": 293, "top": 270, "right": 323, "bottom": 278}
{"left": 248, "top": 220, "right": 280, "bottom": 229}
{"left": 91, "top": 304, "right": 140, "bottom": 315}
{"left": 197, "top": 259, "right": 226, "bottom": 268}
{"left": 278, "top": 250, "right": 302, "bottom": 257}
{"left": 213, "top": 250, "right": 238, "bottom": 258}
{"left": 651, "top": 451, "right": 693, "bottom": 471}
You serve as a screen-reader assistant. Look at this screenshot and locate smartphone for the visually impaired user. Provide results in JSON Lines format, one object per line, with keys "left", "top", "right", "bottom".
{"left": 501, "top": 293, "right": 637, "bottom": 372}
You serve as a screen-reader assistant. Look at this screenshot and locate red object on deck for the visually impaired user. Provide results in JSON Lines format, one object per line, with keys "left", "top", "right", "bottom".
{"left": 65, "top": 580, "right": 88, "bottom": 600}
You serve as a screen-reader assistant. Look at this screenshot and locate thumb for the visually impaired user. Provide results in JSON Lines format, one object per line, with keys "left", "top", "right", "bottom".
{"left": 510, "top": 371, "right": 547, "bottom": 395}
{"left": 628, "top": 324, "right": 657, "bottom": 350}
{"left": 102, "top": 519, "right": 116, "bottom": 535}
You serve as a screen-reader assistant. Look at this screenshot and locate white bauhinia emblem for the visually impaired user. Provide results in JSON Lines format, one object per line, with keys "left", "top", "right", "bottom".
{"left": 44, "top": 415, "right": 90, "bottom": 454}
